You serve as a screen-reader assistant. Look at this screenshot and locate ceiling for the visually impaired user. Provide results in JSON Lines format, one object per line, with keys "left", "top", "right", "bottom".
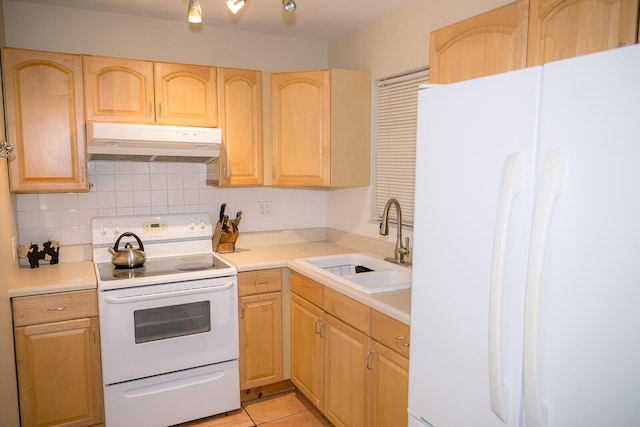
{"left": 10, "top": 0, "right": 414, "bottom": 41}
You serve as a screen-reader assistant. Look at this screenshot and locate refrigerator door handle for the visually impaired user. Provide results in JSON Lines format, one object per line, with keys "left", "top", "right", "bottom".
{"left": 523, "top": 151, "right": 566, "bottom": 427}
{"left": 488, "top": 152, "right": 526, "bottom": 422}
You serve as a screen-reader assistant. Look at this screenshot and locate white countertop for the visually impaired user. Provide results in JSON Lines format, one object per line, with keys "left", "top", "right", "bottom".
{"left": 8, "top": 242, "right": 412, "bottom": 325}
{"left": 220, "top": 242, "right": 411, "bottom": 325}
{"left": 9, "top": 261, "right": 97, "bottom": 298}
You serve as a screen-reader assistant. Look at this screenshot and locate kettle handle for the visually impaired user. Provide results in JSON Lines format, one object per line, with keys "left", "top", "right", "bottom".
{"left": 112, "top": 232, "right": 145, "bottom": 253}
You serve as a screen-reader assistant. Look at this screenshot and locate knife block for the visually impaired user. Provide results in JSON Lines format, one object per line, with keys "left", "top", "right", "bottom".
{"left": 212, "top": 220, "right": 239, "bottom": 253}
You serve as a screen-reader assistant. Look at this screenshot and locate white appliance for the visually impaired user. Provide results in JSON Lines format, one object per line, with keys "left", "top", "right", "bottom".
{"left": 408, "top": 45, "right": 640, "bottom": 427}
{"left": 86, "top": 121, "right": 222, "bottom": 163}
{"left": 92, "top": 212, "right": 239, "bottom": 427}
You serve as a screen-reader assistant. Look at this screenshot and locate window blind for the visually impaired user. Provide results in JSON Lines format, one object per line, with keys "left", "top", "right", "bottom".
{"left": 375, "top": 69, "right": 429, "bottom": 225}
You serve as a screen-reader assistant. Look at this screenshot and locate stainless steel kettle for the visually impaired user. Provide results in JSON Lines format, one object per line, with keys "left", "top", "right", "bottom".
{"left": 109, "top": 232, "right": 146, "bottom": 269}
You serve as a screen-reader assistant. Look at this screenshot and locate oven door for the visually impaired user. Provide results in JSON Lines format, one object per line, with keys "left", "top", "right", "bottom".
{"left": 98, "top": 276, "right": 238, "bottom": 385}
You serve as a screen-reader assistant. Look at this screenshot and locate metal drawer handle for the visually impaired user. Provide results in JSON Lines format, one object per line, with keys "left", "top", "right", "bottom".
{"left": 394, "top": 336, "right": 410, "bottom": 347}
{"left": 47, "top": 305, "right": 67, "bottom": 312}
{"left": 366, "top": 350, "right": 376, "bottom": 370}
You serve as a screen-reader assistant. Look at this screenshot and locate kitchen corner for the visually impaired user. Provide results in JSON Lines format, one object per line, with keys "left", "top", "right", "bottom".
{"left": 218, "top": 240, "right": 411, "bottom": 325}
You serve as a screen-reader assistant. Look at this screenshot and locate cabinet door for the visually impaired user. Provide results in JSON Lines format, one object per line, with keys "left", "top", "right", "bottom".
{"left": 214, "top": 67, "right": 263, "bottom": 186}
{"left": 2, "top": 48, "right": 88, "bottom": 192}
{"left": 527, "top": 0, "right": 639, "bottom": 65}
{"left": 83, "top": 55, "right": 155, "bottom": 123}
{"left": 323, "top": 313, "right": 370, "bottom": 427}
{"left": 154, "top": 62, "right": 218, "bottom": 127}
{"left": 271, "top": 71, "right": 330, "bottom": 187}
{"left": 429, "top": 0, "right": 529, "bottom": 84}
{"left": 290, "top": 292, "right": 324, "bottom": 410}
{"left": 239, "top": 292, "right": 283, "bottom": 389}
{"left": 368, "top": 340, "right": 409, "bottom": 427}
{"left": 15, "top": 317, "right": 104, "bottom": 427}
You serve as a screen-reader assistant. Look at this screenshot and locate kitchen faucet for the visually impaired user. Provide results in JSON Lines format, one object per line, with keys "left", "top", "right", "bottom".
{"left": 379, "top": 198, "right": 411, "bottom": 266}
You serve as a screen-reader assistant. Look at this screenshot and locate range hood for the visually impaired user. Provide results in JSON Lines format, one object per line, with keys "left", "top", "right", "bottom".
{"left": 86, "top": 122, "right": 222, "bottom": 163}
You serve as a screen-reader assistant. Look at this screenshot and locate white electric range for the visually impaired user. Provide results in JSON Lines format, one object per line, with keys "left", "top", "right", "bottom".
{"left": 91, "top": 212, "right": 239, "bottom": 427}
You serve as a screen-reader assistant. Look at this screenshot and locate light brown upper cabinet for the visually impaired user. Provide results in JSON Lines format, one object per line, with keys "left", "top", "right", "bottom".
{"left": 153, "top": 62, "right": 217, "bottom": 126}
{"left": 2, "top": 48, "right": 88, "bottom": 192}
{"left": 83, "top": 55, "right": 218, "bottom": 127}
{"left": 271, "top": 69, "right": 370, "bottom": 188}
{"left": 526, "top": 0, "right": 639, "bottom": 66}
{"left": 207, "top": 68, "right": 263, "bottom": 186}
{"left": 429, "top": 0, "right": 529, "bottom": 84}
{"left": 83, "top": 56, "right": 154, "bottom": 123}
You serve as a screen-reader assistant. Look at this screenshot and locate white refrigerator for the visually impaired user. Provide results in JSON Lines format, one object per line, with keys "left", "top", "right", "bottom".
{"left": 408, "top": 44, "right": 640, "bottom": 427}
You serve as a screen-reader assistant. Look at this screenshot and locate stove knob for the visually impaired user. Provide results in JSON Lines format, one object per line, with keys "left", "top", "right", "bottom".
{"left": 113, "top": 226, "right": 120, "bottom": 235}
{"left": 198, "top": 220, "right": 207, "bottom": 230}
{"left": 188, "top": 221, "right": 196, "bottom": 231}
{"left": 100, "top": 226, "right": 108, "bottom": 236}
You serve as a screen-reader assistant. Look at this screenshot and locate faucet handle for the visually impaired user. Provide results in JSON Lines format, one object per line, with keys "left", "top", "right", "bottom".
{"left": 401, "top": 237, "right": 410, "bottom": 253}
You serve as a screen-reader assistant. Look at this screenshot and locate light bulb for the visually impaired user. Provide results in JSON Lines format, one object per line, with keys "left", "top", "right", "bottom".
{"left": 227, "top": 0, "right": 247, "bottom": 14}
{"left": 188, "top": 0, "right": 202, "bottom": 23}
{"left": 282, "top": 0, "right": 296, "bottom": 13}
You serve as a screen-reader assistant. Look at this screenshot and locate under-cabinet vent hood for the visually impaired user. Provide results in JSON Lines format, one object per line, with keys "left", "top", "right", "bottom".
{"left": 86, "top": 122, "right": 222, "bottom": 163}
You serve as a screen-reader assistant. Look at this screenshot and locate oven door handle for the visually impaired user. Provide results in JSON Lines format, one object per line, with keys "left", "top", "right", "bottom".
{"left": 104, "top": 282, "right": 234, "bottom": 304}
{"left": 122, "top": 370, "right": 226, "bottom": 398}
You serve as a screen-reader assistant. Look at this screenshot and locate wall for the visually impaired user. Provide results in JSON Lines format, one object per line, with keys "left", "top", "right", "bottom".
{"left": 3, "top": 1, "right": 330, "bottom": 258}
{"left": 0, "top": 0, "right": 21, "bottom": 422}
{"left": 16, "top": 161, "right": 327, "bottom": 255}
{"left": 325, "top": 0, "right": 513, "bottom": 242}
{"left": 4, "top": 0, "right": 514, "bottom": 254}
{"left": 3, "top": 2, "right": 326, "bottom": 71}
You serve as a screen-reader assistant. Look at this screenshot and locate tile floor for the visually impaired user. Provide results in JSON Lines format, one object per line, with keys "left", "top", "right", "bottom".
{"left": 179, "top": 390, "right": 332, "bottom": 427}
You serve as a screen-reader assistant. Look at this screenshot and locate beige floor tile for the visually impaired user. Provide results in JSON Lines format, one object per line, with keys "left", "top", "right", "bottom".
{"left": 179, "top": 408, "right": 256, "bottom": 427}
{"left": 258, "top": 411, "right": 331, "bottom": 427}
{"left": 243, "top": 391, "right": 314, "bottom": 424}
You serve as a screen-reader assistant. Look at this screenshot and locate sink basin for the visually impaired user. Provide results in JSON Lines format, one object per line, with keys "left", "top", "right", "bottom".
{"left": 295, "top": 253, "right": 411, "bottom": 294}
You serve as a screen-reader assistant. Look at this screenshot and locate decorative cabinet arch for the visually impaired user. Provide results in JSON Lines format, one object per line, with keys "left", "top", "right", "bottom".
{"left": 208, "top": 67, "right": 263, "bottom": 186}
{"left": 83, "top": 55, "right": 217, "bottom": 126}
{"left": 527, "top": 0, "right": 640, "bottom": 65}
{"left": 2, "top": 48, "right": 88, "bottom": 192}
{"left": 430, "top": 0, "right": 529, "bottom": 84}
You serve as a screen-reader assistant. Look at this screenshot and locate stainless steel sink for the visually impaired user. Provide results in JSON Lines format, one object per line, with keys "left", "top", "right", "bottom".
{"left": 295, "top": 253, "right": 411, "bottom": 294}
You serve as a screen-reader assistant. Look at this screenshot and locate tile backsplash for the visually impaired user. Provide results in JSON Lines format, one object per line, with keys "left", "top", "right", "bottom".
{"left": 15, "top": 161, "right": 328, "bottom": 246}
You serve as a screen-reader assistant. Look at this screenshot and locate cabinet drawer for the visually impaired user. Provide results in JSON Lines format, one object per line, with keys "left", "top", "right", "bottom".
{"left": 238, "top": 268, "right": 282, "bottom": 296}
{"left": 13, "top": 290, "right": 98, "bottom": 327}
{"left": 290, "top": 271, "right": 323, "bottom": 307}
{"left": 371, "top": 309, "right": 410, "bottom": 359}
{"left": 323, "top": 287, "right": 370, "bottom": 335}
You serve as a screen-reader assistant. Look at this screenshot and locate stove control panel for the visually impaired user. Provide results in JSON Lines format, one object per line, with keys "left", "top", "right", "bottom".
{"left": 91, "top": 212, "right": 213, "bottom": 246}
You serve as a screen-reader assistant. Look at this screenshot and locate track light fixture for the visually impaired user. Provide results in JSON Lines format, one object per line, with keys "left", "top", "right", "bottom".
{"left": 187, "top": 0, "right": 202, "bottom": 23}
{"left": 188, "top": 0, "right": 297, "bottom": 23}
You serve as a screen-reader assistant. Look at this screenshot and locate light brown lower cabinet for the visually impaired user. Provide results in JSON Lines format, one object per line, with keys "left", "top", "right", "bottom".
{"left": 290, "top": 270, "right": 410, "bottom": 427}
{"left": 323, "top": 313, "right": 369, "bottom": 427}
{"left": 238, "top": 269, "right": 283, "bottom": 390}
{"left": 12, "top": 290, "right": 104, "bottom": 427}
{"left": 368, "top": 340, "right": 409, "bottom": 427}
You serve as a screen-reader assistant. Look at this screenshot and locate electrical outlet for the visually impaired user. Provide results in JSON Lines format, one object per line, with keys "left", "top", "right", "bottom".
{"left": 258, "top": 201, "right": 272, "bottom": 217}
